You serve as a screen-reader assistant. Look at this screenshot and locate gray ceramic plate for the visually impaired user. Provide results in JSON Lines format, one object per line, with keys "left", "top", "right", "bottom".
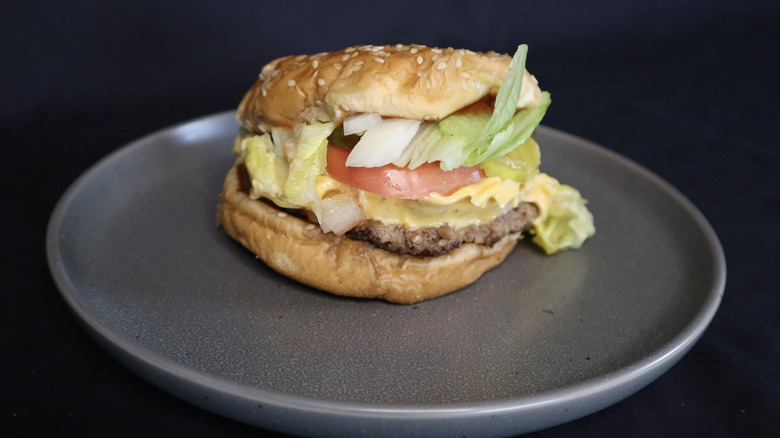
{"left": 47, "top": 112, "right": 725, "bottom": 437}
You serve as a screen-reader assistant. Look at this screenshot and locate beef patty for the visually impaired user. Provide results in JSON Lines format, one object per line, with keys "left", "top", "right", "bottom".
{"left": 347, "top": 203, "right": 539, "bottom": 257}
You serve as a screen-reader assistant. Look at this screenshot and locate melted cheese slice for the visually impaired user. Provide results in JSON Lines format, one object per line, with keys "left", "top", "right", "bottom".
{"left": 316, "top": 173, "right": 558, "bottom": 229}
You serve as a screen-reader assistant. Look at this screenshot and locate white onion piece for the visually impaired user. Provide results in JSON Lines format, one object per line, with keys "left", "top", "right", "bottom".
{"left": 345, "top": 118, "right": 421, "bottom": 168}
{"left": 312, "top": 195, "right": 366, "bottom": 236}
{"left": 342, "top": 113, "right": 383, "bottom": 136}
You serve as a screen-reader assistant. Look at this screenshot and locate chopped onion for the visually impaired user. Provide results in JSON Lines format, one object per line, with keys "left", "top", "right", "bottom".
{"left": 345, "top": 118, "right": 421, "bottom": 168}
{"left": 312, "top": 195, "right": 366, "bottom": 236}
{"left": 342, "top": 113, "right": 383, "bottom": 136}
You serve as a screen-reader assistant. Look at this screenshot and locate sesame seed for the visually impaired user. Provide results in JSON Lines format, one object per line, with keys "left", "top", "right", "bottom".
{"left": 455, "top": 57, "right": 462, "bottom": 68}
{"left": 431, "top": 48, "right": 442, "bottom": 53}
{"left": 287, "top": 79, "right": 296, "bottom": 87}
{"left": 351, "top": 52, "right": 359, "bottom": 58}
{"left": 305, "top": 224, "right": 316, "bottom": 230}
{"left": 374, "top": 57, "right": 385, "bottom": 63}
{"left": 410, "top": 47, "right": 418, "bottom": 54}
{"left": 437, "top": 62, "right": 447, "bottom": 70}
{"left": 345, "top": 47, "right": 356, "bottom": 52}
{"left": 354, "top": 60, "right": 364, "bottom": 66}
{"left": 341, "top": 54, "right": 350, "bottom": 61}
{"left": 371, "top": 45, "right": 383, "bottom": 52}
{"left": 417, "top": 71, "right": 423, "bottom": 77}
{"left": 431, "top": 54, "right": 438, "bottom": 61}
{"left": 261, "top": 88, "right": 267, "bottom": 96}
{"left": 352, "top": 65, "right": 362, "bottom": 72}
{"left": 416, "top": 55, "right": 423, "bottom": 64}
{"left": 317, "top": 78, "right": 325, "bottom": 86}
{"left": 334, "top": 63, "right": 343, "bottom": 70}
{"left": 312, "top": 60, "right": 319, "bottom": 69}
{"left": 395, "top": 43, "right": 403, "bottom": 49}
{"left": 295, "top": 55, "right": 307, "bottom": 61}
{"left": 277, "top": 212, "right": 286, "bottom": 218}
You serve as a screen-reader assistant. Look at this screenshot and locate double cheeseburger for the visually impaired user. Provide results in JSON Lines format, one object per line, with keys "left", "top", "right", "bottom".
{"left": 217, "top": 44, "right": 594, "bottom": 304}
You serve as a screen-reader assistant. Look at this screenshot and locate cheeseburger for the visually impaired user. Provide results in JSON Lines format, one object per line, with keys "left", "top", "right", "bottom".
{"left": 217, "top": 44, "right": 594, "bottom": 304}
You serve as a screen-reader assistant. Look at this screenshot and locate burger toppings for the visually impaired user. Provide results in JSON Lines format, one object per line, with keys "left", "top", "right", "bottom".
{"left": 232, "top": 43, "right": 594, "bottom": 255}
{"left": 342, "top": 112, "right": 384, "bottom": 135}
{"left": 344, "top": 118, "right": 421, "bottom": 168}
{"left": 325, "top": 145, "right": 484, "bottom": 200}
{"left": 339, "top": 45, "right": 550, "bottom": 173}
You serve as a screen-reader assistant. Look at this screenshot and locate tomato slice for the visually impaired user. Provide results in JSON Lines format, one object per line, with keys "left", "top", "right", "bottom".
{"left": 326, "top": 145, "right": 483, "bottom": 199}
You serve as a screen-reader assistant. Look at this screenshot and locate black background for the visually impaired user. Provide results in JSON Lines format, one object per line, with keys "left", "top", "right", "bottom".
{"left": 4, "top": 1, "right": 779, "bottom": 436}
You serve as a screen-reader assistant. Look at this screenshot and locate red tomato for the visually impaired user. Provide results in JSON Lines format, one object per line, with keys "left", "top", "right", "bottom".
{"left": 326, "top": 145, "right": 483, "bottom": 199}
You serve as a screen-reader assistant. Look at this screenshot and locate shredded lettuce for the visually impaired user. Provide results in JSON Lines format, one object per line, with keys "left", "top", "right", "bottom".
{"left": 283, "top": 122, "right": 335, "bottom": 206}
{"left": 531, "top": 179, "right": 596, "bottom": 254}
{"left": 243, "top": 134, "right": 287, "bottom": 199}
{"left": 243, "top": 122, "right": 335, "bottom": 208}
{"left": 398, "top": 122, "right": 471, "bottom": 170}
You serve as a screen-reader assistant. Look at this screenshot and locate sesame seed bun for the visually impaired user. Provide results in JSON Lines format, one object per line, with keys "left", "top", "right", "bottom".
{"left": 216, "top": 161, "right": 521, "bottom": 304}
{"left": 237, "top": 44, "right": 543, "bottom": 132}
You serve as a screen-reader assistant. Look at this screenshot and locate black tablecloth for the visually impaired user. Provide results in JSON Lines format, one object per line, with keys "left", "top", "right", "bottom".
{"left": 4, "top": 1, "right": 778, "bottom": 436}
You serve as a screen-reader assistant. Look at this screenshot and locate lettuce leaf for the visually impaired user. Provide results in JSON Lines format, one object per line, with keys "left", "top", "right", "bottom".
{"left": 243, "top": 134, "right": 287, "bottom": 199}
{"left": 283, "top": 122, "right": 335, "bottom": 206}
{"left": 531, "top": 180, "right": 596, "bottom": 254}
{"left": 478, "top": 44, "right": 528, "bottom": 146}
{"left": 465, "top": 91, "right": 550, "bottom": 165}
{"left": 243, "top": 122, "right": 335, "bottom": 208}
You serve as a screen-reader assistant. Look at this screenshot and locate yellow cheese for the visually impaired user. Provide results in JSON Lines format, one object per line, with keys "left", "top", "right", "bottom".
{"left": 315, "top": 173, "right": 556, "bottom": 230}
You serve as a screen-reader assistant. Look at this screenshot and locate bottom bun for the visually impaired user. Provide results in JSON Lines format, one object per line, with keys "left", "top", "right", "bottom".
{"left": 216, "top": 162, "right": 522, "bottom": 304}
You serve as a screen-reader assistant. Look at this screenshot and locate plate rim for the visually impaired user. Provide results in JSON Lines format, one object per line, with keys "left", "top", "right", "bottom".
{"left": 45, "top": 111, "right": 726, "bottom": 435}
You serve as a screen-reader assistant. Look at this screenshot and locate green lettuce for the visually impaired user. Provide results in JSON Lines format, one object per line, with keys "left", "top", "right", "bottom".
{"left": 243, "top": 134, "right": 287, "bottom": 198}
{"left": 391, "top": 44, "right": 550, "bottom": 177}
{"left": 465, "top": 91, "right": 550, "bottom": 165}
{"left": 282, "top": 122, "right": 335, "bottom": 206}
{"left": 532, "top": 182, "right": 596, "bottom": 254}
{"left": 244, "top": 122, "right": 335, "bottom": 208}
{"left": 476, "top": 44, "right": 528, "bottom": 150}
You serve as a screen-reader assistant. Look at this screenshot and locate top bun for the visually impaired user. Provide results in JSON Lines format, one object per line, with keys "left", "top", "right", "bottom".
{"left": 237, "top": 44, "right": 543, "bottom": 133}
